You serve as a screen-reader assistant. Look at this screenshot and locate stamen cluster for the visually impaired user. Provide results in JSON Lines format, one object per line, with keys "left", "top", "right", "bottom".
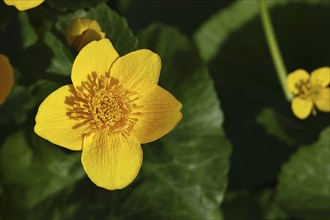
{"left": 66, "top": 72, "right": 141, "bottom": 136}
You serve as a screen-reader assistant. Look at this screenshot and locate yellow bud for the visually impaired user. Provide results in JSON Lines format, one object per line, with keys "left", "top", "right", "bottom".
{"left": 0, "top": 54, "right": 14, "bottom": 105}
{"left": 66, "top": 18, "right": 106, "bottom": 51}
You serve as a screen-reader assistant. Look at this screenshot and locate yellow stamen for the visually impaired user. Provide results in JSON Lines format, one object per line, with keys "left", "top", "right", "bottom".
{"left": 295, "top": 79, "right": 310, "bottom": 98}
{"left": 66, "top": 73, "right": 141, "bottom": 136}
{"left": 295, "top": 79, "right": 323, "bottom": 102}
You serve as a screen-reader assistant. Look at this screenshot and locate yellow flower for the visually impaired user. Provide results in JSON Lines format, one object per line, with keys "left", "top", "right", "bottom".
{"left": 34, "top": 39, "right": 182, "bottom": 190}
{"left": 287, "top": 67, "right": 330, "bottom": 119}
{"left": 0, "top": 54, "right": 14, "bottom": 105}
{"left": 3, "top": 0, "right": 45, "bottom": 11}
{"left": 66, "top": 18, "right": 106, "bottom": 51}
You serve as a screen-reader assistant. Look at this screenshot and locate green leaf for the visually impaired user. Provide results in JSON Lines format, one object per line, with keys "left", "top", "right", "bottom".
{"left": 43, "top": 31, "right": 75, "bottom": 76}
{"left": 256, "top": 108, "right": 295, "bottom": 145}
{"left": 0, "top": 130, "right": 84, "bottom": 219}
{"left": 193, "top": 0, "right": 329, "bottom": 189}
{"left": 276, "top": 127, "right": 330, "bottom": 220}
{"left": 221, "top": 189, "right": 290, "bottom": 220}
{"left": 28, "top": 79, "right": 63, "bottom": 104}
{"left": 256, "top": 189, "right": 289, "bottom": 220}
{"left": 17, "top": 35, "right": 73, "bottom": 86}
{"left": 18, "top": 12, "right": 38, "bottom": 49}
{"left": 0, "top": 79, "right": 36, "bottom": 127}
{"left": 115, "top": 23, "right": 232, "bottom": 220}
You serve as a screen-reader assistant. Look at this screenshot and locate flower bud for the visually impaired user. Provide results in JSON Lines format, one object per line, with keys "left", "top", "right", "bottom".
{"left": 0, "top": 54, "right": 14, "bottom": 104}
{"left": 66, "top": 18, "right": 105, "bottom": 51}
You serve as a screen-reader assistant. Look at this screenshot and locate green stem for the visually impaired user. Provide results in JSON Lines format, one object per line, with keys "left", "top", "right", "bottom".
{"left": 258, "top": 0, "right": 292, "bottom": 101}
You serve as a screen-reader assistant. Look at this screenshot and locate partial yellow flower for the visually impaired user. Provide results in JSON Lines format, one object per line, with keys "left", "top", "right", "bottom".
{"left": 66, "top": 18, "right": 106, "bottom": 51}
{"left": 34, "top": 39, "right": 182, "bottom": 190}
{"left": 287, "top": 67, "right": 330, "bottom": 119}
{"left": 3, "top": 0, "right": 45, "bottom": 11}
{"left": 0, "top": 54, "right": 14, "bottom": 105}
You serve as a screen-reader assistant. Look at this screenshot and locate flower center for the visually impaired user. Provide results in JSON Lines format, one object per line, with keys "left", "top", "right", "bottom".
{"left": 91, "top": 91, "right": 123, "bottom": 126}
{"left": 295, "top": 79, "right": 322, "bottom": 100}
{"left": 66, "top": 72, "right": 141, "bottom": 136}
{"left": 89, "top": 86, "right": 135, "bottom": 131}
{"left": 295, "top": 79, "right": 310, "bottom": 98}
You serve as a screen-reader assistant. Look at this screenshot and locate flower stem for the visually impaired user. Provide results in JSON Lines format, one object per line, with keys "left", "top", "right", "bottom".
{"left": 258, "top": 0, "right": 292, "bottom": 101}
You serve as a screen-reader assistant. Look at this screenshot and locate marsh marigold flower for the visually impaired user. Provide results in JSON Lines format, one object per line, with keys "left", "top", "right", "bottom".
{"left": 0, "top": 54, "right": 14, "bottom": 105}
{"left": 3, "top": 0, "right": 45, "bottom": 11}
{"left": 34, "top": 39, "right": 182, "bottom": 190}
{"left": 66, "top": 18, "right": 105, "bottom": 51}
{"left": 287, "top": 67, "right": 330, "bottom": 119}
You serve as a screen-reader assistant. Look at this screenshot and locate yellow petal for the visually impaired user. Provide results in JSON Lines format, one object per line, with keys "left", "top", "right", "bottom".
{"left": 100, "top": 32, "right": 106, "bottom": 38}
{"left": 0, "top": 54, "right": 14, "bottom": 105}
{"left": 3, "top": 0, "right": 45, "bottom": 11}
{"left": 314, "top": 88, "right": 330, "bottom": 112}
{"left": 71, "top": 39, "right": 119, "bottom": 88}
{"left": 287, "top": 69, "right": 310, "bottom": 94}
{"left": 133, "top": 86, "right": 182, "bottom": 144}
{"left": 82, "top": 132, "right": 143, "bottom": 190}
{"left": 77, "top": 29, "right": 105, "bottom": 51}
{"left": 87, "top": 20, "right": 103, "bottom": 32}
{"left": 311, "top": 67, "right": 330, "bottom": 87}
{"left": 291, "top": 97, "right": 313, "bottom": 119}
{"left": 110, "top": 49, "right": 161, "bottom": 96}
{"left": 35, "top": 85, "right": 88, "bottom": 151}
